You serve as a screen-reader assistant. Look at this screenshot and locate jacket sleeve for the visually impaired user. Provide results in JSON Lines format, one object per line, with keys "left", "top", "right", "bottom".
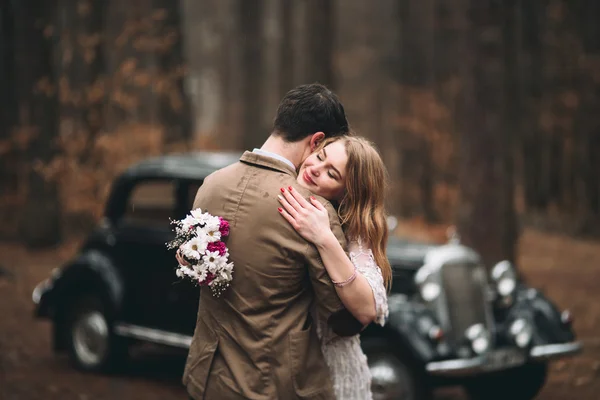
{"left": 304, "top": 199, "right": 363, "bottom": 337}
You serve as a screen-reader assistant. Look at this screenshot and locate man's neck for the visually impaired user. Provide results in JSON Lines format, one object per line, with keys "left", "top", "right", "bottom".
{"left": 260, "top": 134, "right": 305, "bottom": 169}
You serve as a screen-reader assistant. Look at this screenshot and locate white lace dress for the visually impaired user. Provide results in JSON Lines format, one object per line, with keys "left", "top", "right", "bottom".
{"left": 317, "top": 239, "right": 389, "bottom": 400}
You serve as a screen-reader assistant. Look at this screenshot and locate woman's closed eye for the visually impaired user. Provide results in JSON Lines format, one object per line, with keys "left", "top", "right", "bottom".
{"left": 316, "top": 150, "right": 341, "bottom": 180}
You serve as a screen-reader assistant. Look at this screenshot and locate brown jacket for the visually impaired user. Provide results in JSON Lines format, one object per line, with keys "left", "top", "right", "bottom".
{"left": 182, "top": 151, "right": 360, "bottom": 400}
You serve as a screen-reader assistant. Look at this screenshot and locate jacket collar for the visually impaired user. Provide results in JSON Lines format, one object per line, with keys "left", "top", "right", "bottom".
{"left": 239, "top": 151, "right": 298, "bottom": 177}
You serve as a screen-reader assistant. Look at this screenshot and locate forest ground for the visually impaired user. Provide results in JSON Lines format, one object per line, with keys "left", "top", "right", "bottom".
{"left": 1, "top": 223, "right": 599, "bottom": 400}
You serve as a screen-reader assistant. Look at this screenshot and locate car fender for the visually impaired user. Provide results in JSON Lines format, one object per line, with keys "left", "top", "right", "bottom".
{"left": 363, "top": 294, "right": 438, "bottom": 365}
{"left": 511, "top": 286, "right": 575, "bottom": 345}
{"left": 53, "top": 249, "right": 124, "bottom": 316}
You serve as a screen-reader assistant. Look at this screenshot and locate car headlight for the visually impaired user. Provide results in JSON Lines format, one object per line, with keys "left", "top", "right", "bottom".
{"left": 415, "top": 267, "right": 441, "bottom": 302}
{"left": 509, "top": 318, "right": 533, "bottom": 348}
{"left": 491, "top": 260, "right": 517, "bottom": 297}
{"left": 466, "top": 323, "right": 490, "bottom": 354}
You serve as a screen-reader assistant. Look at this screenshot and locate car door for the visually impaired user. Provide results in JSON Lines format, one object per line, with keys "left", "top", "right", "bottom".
{"left": 112, "top": 178, "right": 180, "bottom": 330}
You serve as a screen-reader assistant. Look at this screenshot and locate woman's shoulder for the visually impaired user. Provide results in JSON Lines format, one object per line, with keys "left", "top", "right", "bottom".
{"left": 347, "top": 237, "right": 374, "bottom": 258}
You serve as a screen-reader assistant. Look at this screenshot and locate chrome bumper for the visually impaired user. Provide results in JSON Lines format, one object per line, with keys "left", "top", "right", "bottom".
{"left": 426, "top": 341, "right": 582, "bottom": 377}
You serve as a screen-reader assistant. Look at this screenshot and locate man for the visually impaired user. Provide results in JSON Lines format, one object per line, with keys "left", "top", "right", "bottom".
{"left": 178, "top": 83, "right": 361, "bottom": 400}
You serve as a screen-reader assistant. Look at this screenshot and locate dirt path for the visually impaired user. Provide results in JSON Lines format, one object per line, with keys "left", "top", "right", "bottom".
{"left": 1, "top": 228, "right": 599, "bottom": 399}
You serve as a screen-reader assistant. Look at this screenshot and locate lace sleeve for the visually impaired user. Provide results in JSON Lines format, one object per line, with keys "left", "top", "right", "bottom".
{"left": 348, "top": 239, "right": 389, "bottom": 326}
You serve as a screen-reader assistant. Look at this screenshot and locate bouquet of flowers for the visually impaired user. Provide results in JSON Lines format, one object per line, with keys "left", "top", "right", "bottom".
{"left": 166, "top": 208, "right": 234, "bottom": 297}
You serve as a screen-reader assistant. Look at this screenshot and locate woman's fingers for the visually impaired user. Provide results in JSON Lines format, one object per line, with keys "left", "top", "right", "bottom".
{"left": 278, "top": 206, "right": 298, "bottom": 229}
{"left": 288, "top": 186, "right": 312, "bottom": 208}
{"left": 281, "top": 186, "right": 303, "bottom": 212}
{"left": 309, "top": 196, "right": 326, "bottom": 211}
{"left": 176, "top": 249, "right": 190, "bottom": 266}
{"left": 278, "top": 193, "right": 299, "bottom": 218}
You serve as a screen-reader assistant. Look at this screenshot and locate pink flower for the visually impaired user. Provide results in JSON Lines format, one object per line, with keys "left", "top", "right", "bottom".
{"left": 207, "top": 241, "right": 226, "bottom": 256}
{"left": 219, "top": 217, "right": 230, "bottom": 237}
{"left": 204, "top": 272, "right": 215, "bottom": 285}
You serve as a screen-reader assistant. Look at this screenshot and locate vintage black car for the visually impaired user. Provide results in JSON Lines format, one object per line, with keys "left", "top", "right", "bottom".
{"left": 32, "top": 152, "right": 582, "bottom": 400}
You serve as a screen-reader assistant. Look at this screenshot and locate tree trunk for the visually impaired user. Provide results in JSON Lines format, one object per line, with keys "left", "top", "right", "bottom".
{"left": 333, "top": 0, "right": 403, "bottom": 214}
{"left": 14, "top": 0, "right": 62, "bottom": 247}
{"left": 0, "top": 0, "right": 17, "bottom": 203}
{"left": 154, "top": 0, "right": 192, "bottom": 145}
{"left": 457, "top": 0, "right": 517, "bottom": 266}
{"left": 304, "top": 0, "right": 334, "bottom": 87}
{"left": 104, "top": 0, "right": 159, "bottom": 130}
{"left": 0, "top": 0, "right": 16, "bottom": 136}
{"left": 180, "top": 0, "right": 242, "bottom": 148}
{"left": 240, "top": 0, "right": 265, "bottom": 150}
{"left": 279, "top": 0, "right": 293, "bottom": 92}
{"left": 399, "top": 0, "right": 438, "bottom": 222}
{"left": 520, "top": 0, "right": 545, "bottom": 211}
{"left": 57, "top": 0, "right": 107, "bottom": 161}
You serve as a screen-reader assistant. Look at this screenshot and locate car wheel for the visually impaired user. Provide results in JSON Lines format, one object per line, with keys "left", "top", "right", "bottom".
{"left": 363, "top": 338, "right": 432, "bottom": 400}
{"left": 66, "top": 296, "right": 126, "bottom": 372}
{"left": 465, "top": 362, "right": 548, "bottom": 400}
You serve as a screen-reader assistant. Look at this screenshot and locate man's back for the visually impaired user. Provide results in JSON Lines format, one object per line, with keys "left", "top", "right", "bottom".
{"left": 183, "top": 152, "right": 347, "bottom": 400}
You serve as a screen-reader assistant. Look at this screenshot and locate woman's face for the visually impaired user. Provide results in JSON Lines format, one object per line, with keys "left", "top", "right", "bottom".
{"left": 297, "top": 140, "right": 348, "bottom": 201}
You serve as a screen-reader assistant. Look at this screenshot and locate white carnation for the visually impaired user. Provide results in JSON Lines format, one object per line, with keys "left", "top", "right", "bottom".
{"left": 198, "top": 270, "right": 207, "bottom": 281}
{"left": 220, "top": 269, "right": 233, "bottom": 282}
{"left": 202, "top": 250, "right": 225, "bottom": 273}
{"left": 223, "top": 262, "right": 234, "bottom": 273}
{"left": 181, "top": 236, "right": 208, "bottom": 260}
{"left": 191, "top": 209, "right": 213, "bottom": 226}
{"left": 180, "top": 215, "right": 199, "bottom": 232}
{"left": 205, "top": 228, "right": 222, "bottom": 243}
{"left": 190, "top": 208, "right": 205, "bottom": 219}
{"left": 204, "top": 216, "right": 221, "bottom": 232}
{"left": 192, "top": 262, "right": 207, "bottom": 276}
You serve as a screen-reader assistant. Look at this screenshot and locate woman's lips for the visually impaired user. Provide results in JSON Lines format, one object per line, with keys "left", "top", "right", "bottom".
{"left": 303, "top": 170, "right": 316, "bottom": 186}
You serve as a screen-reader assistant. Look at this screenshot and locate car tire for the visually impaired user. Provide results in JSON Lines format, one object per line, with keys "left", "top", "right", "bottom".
{"left": 65, "top": 296, "right": 127, "bottom": 373}
{"left": 362, "top": 337, "right": 432, "bottom": 400}
{"left": 465, "top": 362, "right": 548, "bottom": 400}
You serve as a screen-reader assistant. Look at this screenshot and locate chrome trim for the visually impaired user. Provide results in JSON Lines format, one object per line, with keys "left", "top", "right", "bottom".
{"left": 32, "top": 280, "right": 50, "bottom": 305}
{"left": 426, "top": 341, "right": 583, "bottom": 377}
{"left": 423, "top": 243, "right": 481, "bottom": 266}
{"left": 420, "top": 244, "right": 494, "bottom": 347}
{"left": 114, "top": 323, "right": 192, "bottom": 349}
{"left": 426, "top": 356, "right": 487, "bottom": 376}
{"left": 491, "top": 260, "right": 514, "bottom": 281}
{"left": 530, "top": 342, "right": 583, "bottom": 360}
{"left": 560, "top": 310, "right": 572, "bottom": 324}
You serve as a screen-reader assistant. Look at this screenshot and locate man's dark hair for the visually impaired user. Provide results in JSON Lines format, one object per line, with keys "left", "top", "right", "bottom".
{"left": 273, "top": 83, "right": 349, "bottom": 142}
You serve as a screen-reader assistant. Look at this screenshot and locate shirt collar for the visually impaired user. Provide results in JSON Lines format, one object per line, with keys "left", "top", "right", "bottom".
{"left": 252, "top": 148, "right": 296, "bottom": 171}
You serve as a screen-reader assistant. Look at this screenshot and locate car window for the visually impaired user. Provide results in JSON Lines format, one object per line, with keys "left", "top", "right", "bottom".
{"left": 123, "top": 180, "right": 175, "bottom": 228}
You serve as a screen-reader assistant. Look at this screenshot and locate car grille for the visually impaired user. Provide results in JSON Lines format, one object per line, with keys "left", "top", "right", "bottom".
{"left": 440, "top": 261, "right": 491, "bottom": 345}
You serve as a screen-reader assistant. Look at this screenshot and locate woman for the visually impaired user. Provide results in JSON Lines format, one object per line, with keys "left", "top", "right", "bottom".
{"left": 277, "top": 136, "right": 392, "bottom": 400}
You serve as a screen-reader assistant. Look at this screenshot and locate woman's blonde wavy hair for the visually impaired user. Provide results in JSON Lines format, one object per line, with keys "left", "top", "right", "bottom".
{"left": 316, "top": 135, "right": 392, "bottom": 291}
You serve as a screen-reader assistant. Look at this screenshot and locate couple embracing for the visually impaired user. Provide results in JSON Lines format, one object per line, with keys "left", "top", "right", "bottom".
{"left": 177, "top": 83, "right": 392, "bottom": 400}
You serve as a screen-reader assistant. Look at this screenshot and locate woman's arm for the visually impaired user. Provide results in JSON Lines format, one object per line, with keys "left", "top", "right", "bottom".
{"left": 278, "top": 187, "right": 377, "bottom": 326}
{"left": 314, "top": 232, "right": 377, "bottom": 325}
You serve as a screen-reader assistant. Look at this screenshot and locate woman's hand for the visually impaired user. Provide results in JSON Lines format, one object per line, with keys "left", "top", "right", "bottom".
{"left": 278, "top": 186, "right": 331, "bottom": 245}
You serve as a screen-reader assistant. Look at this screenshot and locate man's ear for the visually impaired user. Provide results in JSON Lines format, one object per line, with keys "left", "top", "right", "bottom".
{"left": 310, "top": 132, "right": 325, "bottom": 151}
